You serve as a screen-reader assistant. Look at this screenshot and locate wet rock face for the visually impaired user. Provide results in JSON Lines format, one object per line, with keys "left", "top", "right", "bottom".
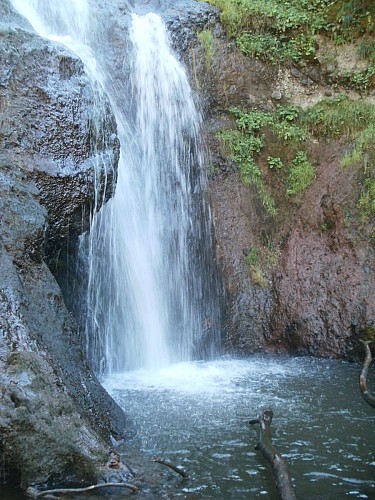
{"left": 271, "top": 226, "right": 365, "bottom": 356}
{"left": 208, "top": 166, "right": 272, "bottom": 354}
{"left": 0, "top": 0, "right": 125, "bottom": 488}
{"left": 0, "top": 15, "right": 119, "bottom": 259}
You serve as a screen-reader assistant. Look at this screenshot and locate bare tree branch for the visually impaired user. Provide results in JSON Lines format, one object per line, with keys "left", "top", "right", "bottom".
{"left": 359, "top": 339, "right": 375, "bottom": 409}
{"left": 153, "top": 457, "right": 189, "bottom": 478}
{"left": 250, "top": 410, "right": 297, "bottom": 500}
{"left": 27, "top": 482, "right": 140, "bottom": 498}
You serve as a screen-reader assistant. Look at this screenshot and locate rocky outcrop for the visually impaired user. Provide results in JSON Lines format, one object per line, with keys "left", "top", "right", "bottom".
{"left": 0, "top": 0, "right": 126, "bottom": 489}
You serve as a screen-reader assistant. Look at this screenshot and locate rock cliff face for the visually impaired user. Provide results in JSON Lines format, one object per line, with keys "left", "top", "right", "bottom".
{"left": 269, "top": 142, "right": 374, "bottom": 357}
{"left": 185, "top": 20, "right": 375, "bottom": 359}
{"left": 0, "top": 0, "right": 127, "bottom": 488}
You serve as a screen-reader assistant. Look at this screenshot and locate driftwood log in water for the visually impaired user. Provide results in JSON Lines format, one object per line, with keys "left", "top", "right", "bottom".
{"left": 153, "top": 457, "right": 189, "bottom": 478}
{"left": 249, "top": 410, "right": 297, "bottom": 500}
{"left": 359, "top": 339, "right": 375, "bottom": 409}
{"left": 26, "top": 482, "right": 140, "bottom": 498}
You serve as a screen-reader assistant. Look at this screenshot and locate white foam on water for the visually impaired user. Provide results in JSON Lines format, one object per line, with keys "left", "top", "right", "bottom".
{"left": 104, "top": 356, "right": 295, "bottom": 395}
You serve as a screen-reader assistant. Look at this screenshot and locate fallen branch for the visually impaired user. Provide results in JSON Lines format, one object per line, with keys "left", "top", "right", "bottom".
{"left": 359, "top": 339, "right": 375, "bottom": 409}
{"left": 26, "top": 482, "right": 140, "bottom": 498}
{"left": 153, "top": 457, "right": 189, "bottom": 478}
{"left": 250, "top": 410, "right": 297, "bottom": 500}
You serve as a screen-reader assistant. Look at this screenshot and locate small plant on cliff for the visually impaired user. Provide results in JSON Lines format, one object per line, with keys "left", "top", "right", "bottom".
{"left": 268, "top": 157, "right": 284, "bottom": 170}
{"left": 358, "top": 178, "right": 375, "bottom": 217}
{"left": 245, "top": 247, "right": 269, "bottom": 287}
{"left": 244, "top": 242, "right": 279, "bottom": 287}
{"left": 286, "top": 151, "right": 316, "bottom": 196}
{"left": 341, "top": 125, "right": 375, "bottom": 169}
{"left": 246, "top": 247, "right": 259, "bottom": 266}
{"left": 197, "top": 29, "right": 216, "bottom": 69}
{"left": 304, "top": 94, "right": 375, "bottom": 138}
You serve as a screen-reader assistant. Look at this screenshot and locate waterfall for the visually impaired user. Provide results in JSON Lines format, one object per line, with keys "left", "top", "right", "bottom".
{"left": 11, "top": 0, "right": 222, "bottom": 375}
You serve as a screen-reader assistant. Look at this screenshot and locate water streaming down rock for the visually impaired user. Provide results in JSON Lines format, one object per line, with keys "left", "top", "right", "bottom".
{"left": 11, "top": 0, "right": 223, "bottom": 376}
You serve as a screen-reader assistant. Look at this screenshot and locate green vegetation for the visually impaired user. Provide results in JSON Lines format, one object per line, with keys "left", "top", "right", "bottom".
{"left": 246, "top": 247, "right": 259, "bottom": 266}
{"left": 245, "top": 242, "right": 280, "bottom": 287}
{"left": 341, "top": 65, "right": 375, "bottom": 90}
{"left": 206, "top": 0, "right": 375, "bottom": 227}
{"left": 245, "top": 246, "right": 269, "bottom": 287}
{"left": 268, "top": 157, "right": 284, "bottom": 170}
{"left": 206, "top": 0, "right": 375, "bottom": 88}
{"left": 304, "top": 95, "right": 375, "bottom": 218}
{"left": 197, "top": 29, "right": 216, "bottom": 69}
{"left": 341, "top": 125, "right": 375, "bottom": 169}
{"left": 217, "top": 105, "right": 316, "bottom": 215}
{"left": 245, "top": 247, "right": 268, "bottom": 287}
{"left": 217, "top": 0, "right": 325, "bottom": 63}
{"left": 217, "top": 96, "right": 375, "bottom": 219}
{"left": 357, "top": 39, "right": 375, "bottom": 60}
{"left": 218, "top": 109, "right": 277, "bottom": 216}
{"left": 286, "top": 152, "right": 316, "bottom": 196}
{"left": 304, "top": 94, "right": 375, "bottom": 138}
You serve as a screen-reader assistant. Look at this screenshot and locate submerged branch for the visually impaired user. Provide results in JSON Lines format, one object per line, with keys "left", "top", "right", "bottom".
{"left": 359, "top": 339, "right": 375, "bottom": 409}
{"left": 153, "top": 457, "right": 189, "bottom": 478}
{"left": 249, "top": 410, "right": 297, "bottom": 500}
{"left": 27, "top": 482, "right": 140, "bottom": 498}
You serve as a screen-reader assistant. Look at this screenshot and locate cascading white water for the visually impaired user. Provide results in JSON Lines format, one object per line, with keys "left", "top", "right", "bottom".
{"left": 11, "top": 0, "right": 222, "bottom": 375}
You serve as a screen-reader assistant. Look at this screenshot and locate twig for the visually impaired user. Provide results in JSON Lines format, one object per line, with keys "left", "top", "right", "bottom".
{"left": 27, "top": 482, "right": 140, "bottom": 498}
{"left": 153, "top": 457, "right": 189, "bottom": 478}
{"left": 359, "top": 339, "right": 375, "bottom": 409}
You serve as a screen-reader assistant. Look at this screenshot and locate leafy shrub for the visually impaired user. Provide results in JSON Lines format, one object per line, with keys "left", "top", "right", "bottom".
{"left": 274, "top": 122, "right": 307, "bottom": 142}
{"left": 229, "top": 107, "right": 274, "bottom": 132}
